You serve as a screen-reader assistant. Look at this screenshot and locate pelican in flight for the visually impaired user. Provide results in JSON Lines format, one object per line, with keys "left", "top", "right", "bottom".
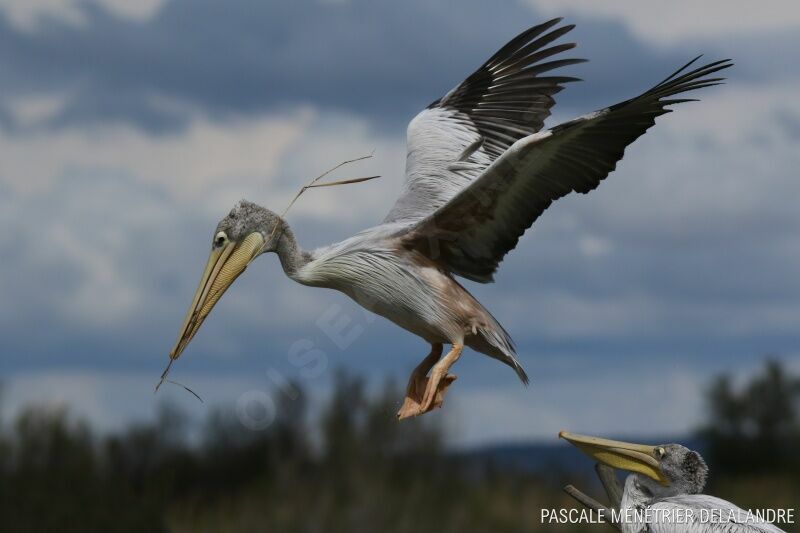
{"left": 560, "top": 432, "right": 786, "bottom": 532}
{"left": 167, "top": 18, "right": 731, "bottom": 418}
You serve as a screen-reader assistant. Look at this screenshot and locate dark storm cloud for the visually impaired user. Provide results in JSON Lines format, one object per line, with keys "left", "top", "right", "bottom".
{"left": 0, "top": 0, "right": 743, "bottom": 134}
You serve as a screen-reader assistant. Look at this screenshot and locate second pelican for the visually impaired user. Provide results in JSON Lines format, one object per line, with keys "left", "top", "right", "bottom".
{"left": 560, "top": 431, "right": 787, "bottom": 533}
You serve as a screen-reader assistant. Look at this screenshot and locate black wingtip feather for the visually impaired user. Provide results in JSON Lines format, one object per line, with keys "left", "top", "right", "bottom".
{"left": 525, "top": 57, "right": 588, "bottom": 76}
{"left": 657, "top": 55, "right": 704, "bottom": 86}
{"left": 517, "top": 365, "right": 530, "bottom": 385}
{"left": 430, "top": 19, "right": 584, "bottom": 155}
{"left": 661, "top": 98, "right": 700, "bottom": 105}
{"left": 489, "top": 18, "right": 566, "bottom": 63}
{"left": 675, "top": 54, "right": 703, "bottom": 71}
{"left": 649, "top": 58, "right": 733, "bottom": 100}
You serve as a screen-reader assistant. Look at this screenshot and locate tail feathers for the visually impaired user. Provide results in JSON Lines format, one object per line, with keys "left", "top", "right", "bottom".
{"left": 476, "top": 324, "right": 529, "bottom": 385}
{"left": 454, "top": 277, "right": 529, "bottom": 383}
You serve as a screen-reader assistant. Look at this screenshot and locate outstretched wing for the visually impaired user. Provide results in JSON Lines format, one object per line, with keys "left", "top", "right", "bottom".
{"left": 383, "top": 18, "right": 585, "bottom": 224}
{"left": 400, "top": 57, "right": 733, "bottom": 282}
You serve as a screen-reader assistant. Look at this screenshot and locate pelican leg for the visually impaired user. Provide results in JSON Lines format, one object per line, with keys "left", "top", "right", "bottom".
{"left": 418, "top": 344, "right": 462, "bottom": 414}
{"left": 397, "top": 343, "right": 443, "bottom": 420}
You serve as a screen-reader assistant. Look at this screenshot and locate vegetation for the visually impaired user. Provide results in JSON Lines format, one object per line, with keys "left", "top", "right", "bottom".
{"left": 0, "top": 363, "right": 798, "bottom": 532}
{"left": 701, "top": 359, "right": 800, "bottom": 474}
{"left": 0, "top": 373, "right": 589, "bottom": 533}
{"left": 699, "top": 359, "right": 800, "bottom": 517}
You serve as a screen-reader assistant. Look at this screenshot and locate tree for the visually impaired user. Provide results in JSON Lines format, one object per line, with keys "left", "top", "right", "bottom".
{"left": 700, "top": 359, "right": 800, "bottom": 475}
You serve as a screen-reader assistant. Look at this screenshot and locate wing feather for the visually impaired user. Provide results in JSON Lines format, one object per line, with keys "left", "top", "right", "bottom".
{"left": 646, "top": 496, "right": 787, "bottom": 533}
{"left": 400, "top": 57, "right": 733, "bottom": 282}
{"left": 383, "top": 18, "right": 584, "bottom": 224}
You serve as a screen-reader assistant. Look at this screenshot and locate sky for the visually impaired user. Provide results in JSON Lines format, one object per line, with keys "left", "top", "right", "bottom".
{"left": 0, "top": 0, "right": 798, "bottom": 447}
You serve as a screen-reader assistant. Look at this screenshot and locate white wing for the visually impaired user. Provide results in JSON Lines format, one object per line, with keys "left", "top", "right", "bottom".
{"left": 399, "top": 57, "right": 732, "bottom": 282}
{"left": 645, "top": 495, "right": 787, "bottom": 533}
{"left": 383, "top": 18, "right": 584, "bottom": 224}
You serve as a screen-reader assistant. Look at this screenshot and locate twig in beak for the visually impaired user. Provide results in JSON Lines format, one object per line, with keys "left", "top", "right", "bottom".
{"left": 155, "top": 358, "right": 174, "bottom": 392}
{"left": 164, "top": 380, "right": 204, "bottom": 403}
{"left": 154, "top": 359, "right": 204, "bottom": 403}
{"left": 304, "top": 175, "right": 381, "bottom": 189}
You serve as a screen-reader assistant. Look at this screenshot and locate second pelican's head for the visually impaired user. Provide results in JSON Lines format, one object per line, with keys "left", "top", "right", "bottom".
{"left": 559, "top": 431, "right": 708, "bottom": 497}
{"left": 169, "top": 200, "right": 284, "bottom": 361}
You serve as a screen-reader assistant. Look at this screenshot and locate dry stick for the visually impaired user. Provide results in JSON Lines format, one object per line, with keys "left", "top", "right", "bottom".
{"left": 563, "top": 462, "right": 623, "bottom": 531}
{"left": 155, "top": 359, "right": 174, "bottom": 393}
{"left": 281, "top": 151, "right": 374, "bottom": 218}
{"left": 266, "top": 151, "right": 378, "bottom": 244}
{"left": 163, "top": 380, "right": 204, "bottom": 403}
{"left": 305, "top": 175, "right": 381, "bottom": 189}
{"left": 156, "top": 152, "right": 379, "bottom": 399}
{"left": 596, "top": 463, "right": 623, "bottom": 509}
{"left": 154, "top": 359, "right": 204, "bottom": 402}
{"left": 563, "top": 485, "right": 621, "bottom": 531}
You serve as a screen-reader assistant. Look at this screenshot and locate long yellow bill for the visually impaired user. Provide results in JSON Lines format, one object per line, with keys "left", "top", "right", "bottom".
{"left": 169, "top": 232, "right": 264, "bottom": 360}
{"left": 559, "top": 431, "right": 668, "bottom": 485}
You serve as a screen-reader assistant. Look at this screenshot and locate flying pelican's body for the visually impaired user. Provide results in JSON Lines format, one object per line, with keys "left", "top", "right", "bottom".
{"left": 560, "top": 432, "right": 787, "bottom": 533}
{"left": 167, "top": 18, "right": 731, "bottom": 418}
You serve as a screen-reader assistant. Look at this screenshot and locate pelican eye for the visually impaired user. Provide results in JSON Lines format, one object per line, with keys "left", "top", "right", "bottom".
{"left": 214, "top": 232, "right": 229, "bottom": 248}
{"left": 656, "top": 447, "right": 666, "bottom": 459}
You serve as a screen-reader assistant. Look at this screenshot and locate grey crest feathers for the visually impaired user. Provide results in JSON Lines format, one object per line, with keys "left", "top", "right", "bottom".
{"left": 216, "top": 200, "right": 311, "bottom": 276}
{"left": 630, "top": 444, "right": 709, "bottom": 501}
{"left": 659, "top": 444, "right": 709, "bottom": 495}
{"left": 622, "top": 445, "right": 785, "bottom": 532}
{"left": 215, "top": 200, "right": 282, "bottom": 245}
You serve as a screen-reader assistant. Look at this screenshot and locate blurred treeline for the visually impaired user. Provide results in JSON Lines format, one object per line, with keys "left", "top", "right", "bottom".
{"left": 699, "top": 359, "right": 800, "bottom": 518}
{"left": 0, "top": 362, "right": 798, "bottom": 533}
{"left": 0, "top": 372, "right": 587, "bottom": 533}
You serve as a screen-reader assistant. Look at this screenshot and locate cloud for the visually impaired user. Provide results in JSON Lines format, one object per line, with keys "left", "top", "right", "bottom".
{"left": 0, "top": 106, "right": 406, "bottom": 378}
{"left": 0, "top": 370, "right": 268, "bottom": 433}
{"left": 474, "top": 81, "right": 800, "bottom": 343}
{"left": 0, "top": 0, "right": 166, "bottom": 31}
{"left": 0, "top": 0, "right": 798, "bottom": 447}
{"left": 1, "top": 59, "right": 797, "bottom": 368}
{"left": 531, "top": 0, "right": 800, "bottom": 46}
{"left": 5, "top": 92, "right": 69, "bottom": 128}
{"left": 1, "top": 0, "right": 775, "bottom": 134}
{"left": 446, "top": 352, "right": 800, "bottom": 446}
{"left": 0, "top": 108, "right": 327, "bottom": 334}
{"left": 775, "top": 109, "right": 800, "bottom": 140}
{"left": 451, "top": 362, "right": 706, "bottom": 446}
{"left": 0, "top": 107, "right": 313, "bottom": 196}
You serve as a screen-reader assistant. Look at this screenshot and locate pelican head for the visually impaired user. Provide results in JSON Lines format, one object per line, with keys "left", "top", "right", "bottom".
{"left": 169, "top": 200, "right": 282, "bottom": 360}
{"left": 559, "top": 431, "right": 708, "bottom": 496}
